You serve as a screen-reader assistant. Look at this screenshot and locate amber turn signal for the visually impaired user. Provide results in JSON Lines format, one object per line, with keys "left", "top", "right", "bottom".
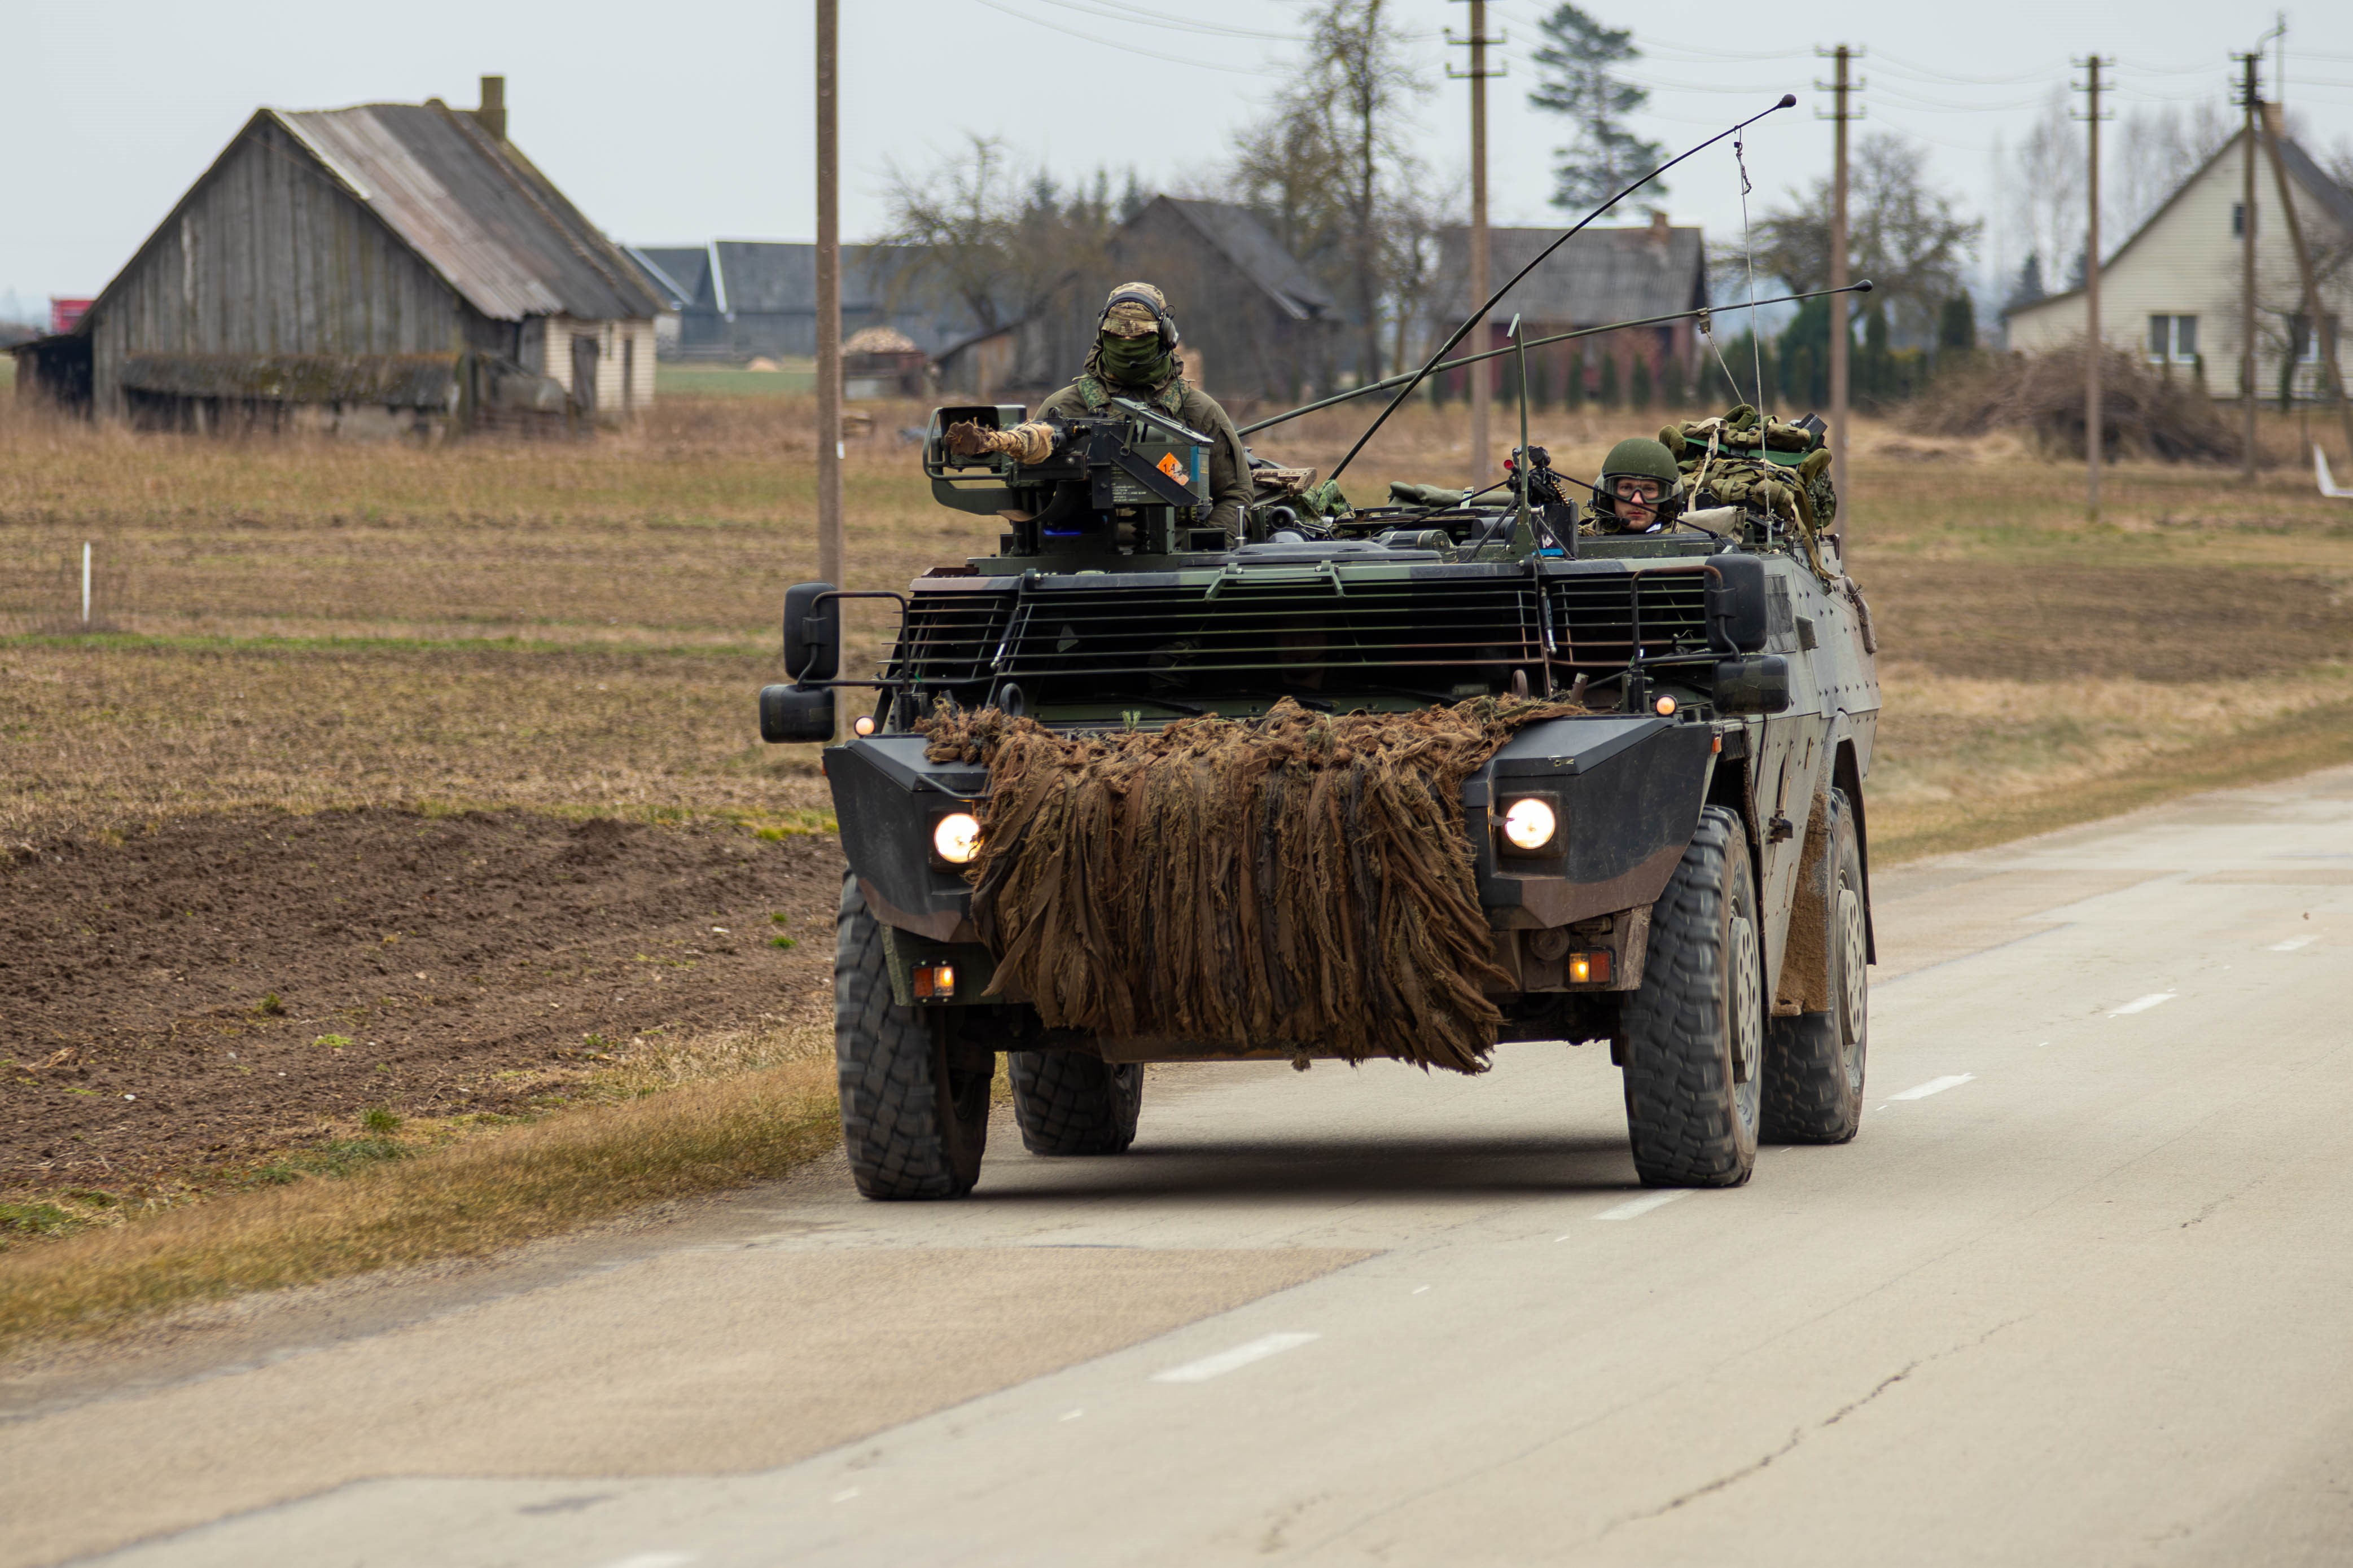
{"left": 913, "top": 962, "right": 956, "bottom": 1000}
{"left": 1655, "top": 696, "right": 1677, "bottom": 716}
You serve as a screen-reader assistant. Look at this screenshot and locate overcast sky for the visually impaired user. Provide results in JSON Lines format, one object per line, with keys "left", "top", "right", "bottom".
{"left": 8, "top": 0, "right": 2353, "bottom": 324}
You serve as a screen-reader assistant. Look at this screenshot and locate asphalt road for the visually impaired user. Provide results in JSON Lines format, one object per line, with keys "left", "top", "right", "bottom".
{"left": 10, "top": 764, "right": 2353, "bottom": 1567}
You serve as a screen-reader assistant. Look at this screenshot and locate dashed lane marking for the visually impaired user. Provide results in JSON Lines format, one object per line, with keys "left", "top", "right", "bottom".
{"left": 2271, "top": 937, "right": 2316, "bottom": 952}
{"left": 2110, "top": 992, "right": 2178, "bottom": 1016}
{"left": 1890, "top": 1074, "right": 1976, "bottom": 1101}
{"left": 1151, "top": 1332, "right": 1320, "bottom": 1384}
{"left": 1592, "top": 1190, "right": 1693, "bottom": 1223}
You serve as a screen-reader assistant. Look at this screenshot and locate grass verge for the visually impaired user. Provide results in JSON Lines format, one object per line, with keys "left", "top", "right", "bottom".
{"left": 0, "top": 1054, "right": 837, "bottom": 1357}
{"left": 1872, "top": 698, "right": 2353, "bottom": 864}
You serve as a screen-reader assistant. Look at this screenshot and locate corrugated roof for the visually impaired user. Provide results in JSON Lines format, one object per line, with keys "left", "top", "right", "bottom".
{"left": 1435, "top": 225, "right": 1707, "bottom": 326}
{"left": 1151, "top": 198, "right": 1336, "bottom": 320}
{"left": 274, "top": 104, "right": 662, "bottom": 322}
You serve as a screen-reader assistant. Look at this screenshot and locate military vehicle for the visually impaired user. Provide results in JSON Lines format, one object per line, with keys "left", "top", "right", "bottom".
{"left": 760, "top": 349, "right": 1880, "bottom": 1200}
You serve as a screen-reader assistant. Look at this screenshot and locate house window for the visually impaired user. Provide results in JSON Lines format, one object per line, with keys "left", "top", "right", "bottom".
{"left": 2288, "top": 314, "right": 2334, "bottom": 364}
{"left": 2232, "top": 203, "right": 2245, "bottom": 237}
{"left": 2147, "top": 315, "right": 2198, "bottom": 363}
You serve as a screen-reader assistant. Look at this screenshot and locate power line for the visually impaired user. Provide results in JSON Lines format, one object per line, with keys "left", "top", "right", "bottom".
{"left": 964, "top": 0, "right": 1282, "bottom": 74}
{"left": 1040, "top": 0, "right": 1304, "bottom": 42}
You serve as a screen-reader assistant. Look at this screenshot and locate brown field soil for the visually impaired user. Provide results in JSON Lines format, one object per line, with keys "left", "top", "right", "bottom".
{"left": 2, "top": 808, "right": 843, "bottom": 1194}
{"left": 5, "top": 389, "right": 2353, "bottom": 1238}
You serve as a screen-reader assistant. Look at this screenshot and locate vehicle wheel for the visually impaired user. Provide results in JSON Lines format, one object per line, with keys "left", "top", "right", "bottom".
{"left": 1009, "top": 1051, "right": 1142, "bottom": 1156}
{"left": 1619, "top": 805, "right": 1764, "bottom": 1187}
{"left": 834, "top": 876, "right": 990, "bottom": 1199}
{"left": 1762, "top": 789, "right": 1868, "bottom": 1143}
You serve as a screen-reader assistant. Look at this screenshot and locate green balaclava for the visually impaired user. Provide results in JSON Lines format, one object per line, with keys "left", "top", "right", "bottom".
{"left": 1095, "top": 283, "right": 1175, "bottom": 388}
{"left": 1099, "top": 330, "right": 1167, "bottom": 386}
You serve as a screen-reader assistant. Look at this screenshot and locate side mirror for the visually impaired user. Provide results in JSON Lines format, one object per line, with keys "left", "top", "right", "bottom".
{"left": 782, "top": 582, "right": 839, "bottom": 681}
{"left": 1713, "top": 654, "right": 1791, "bottom": 715}
{"left": 1707, "top": 555, "right": 1770, "bottom": 654}
{"left": 759, "top": 683, "right": 836, "bottom": 743}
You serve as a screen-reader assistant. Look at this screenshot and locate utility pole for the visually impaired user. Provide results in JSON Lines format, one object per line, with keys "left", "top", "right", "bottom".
{"left": 2236, "top": 50, "right": 2260, "bottom": 481}
{"left": 2259, "top": 102, "right": 2353, "bottom": 471}
{"left": 1815, "top": 45, "right": 1862, "bottom": 516}
{"left": 1449, "top": 2, "right": 1505, "bottom": 485}
{"left": 815, "top": 0, "right": 844, "bottom": 592}
{"left": 2074, "top": 56, "right": 2111, "bottom": 520}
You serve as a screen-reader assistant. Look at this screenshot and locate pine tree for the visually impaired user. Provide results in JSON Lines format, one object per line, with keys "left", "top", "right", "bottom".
{"left": 1628, "top": 353, "right": 1653, "bottom": 411}
{"left": 1529, "top": 346, "right": 1552, "bottom": 411}
{"left": 1527, "top": 6, "right": 1666, "bottom": 210}
{"left": 1563, "top": 346, "right": 1585, "bottom": 411}
{"left": 1938, "top": 291, "right": 1977, "bottom": 352}
{"left": 1597, "top": 352, "right": 1620, "bottom": 410}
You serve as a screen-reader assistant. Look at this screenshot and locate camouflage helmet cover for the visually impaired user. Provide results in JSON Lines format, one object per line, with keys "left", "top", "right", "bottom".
{"left": 1099, "top": 281, "right": 1178, "bottom": 346}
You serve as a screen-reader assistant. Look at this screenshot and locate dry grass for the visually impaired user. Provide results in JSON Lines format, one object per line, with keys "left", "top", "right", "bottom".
{"left": 0, "top": 1048, "right": 838, "bottom": 1353}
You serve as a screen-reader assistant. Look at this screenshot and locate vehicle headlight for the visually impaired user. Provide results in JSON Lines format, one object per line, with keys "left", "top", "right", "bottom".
{"left": 1501, "top": 797, "right": 1558, "bottom": 852}
{"left": 931, "top": 811, "right": 983, "bottom": 866}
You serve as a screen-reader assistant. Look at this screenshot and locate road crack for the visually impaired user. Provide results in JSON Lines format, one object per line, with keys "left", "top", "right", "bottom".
{"left": 1609, "top": 1318, "right": 2025, "bottom": 1531}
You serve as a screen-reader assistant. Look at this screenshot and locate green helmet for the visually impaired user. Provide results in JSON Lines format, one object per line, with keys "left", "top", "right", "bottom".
{"left": 1593, "top": 437, "right": 1684, "bottom": 530}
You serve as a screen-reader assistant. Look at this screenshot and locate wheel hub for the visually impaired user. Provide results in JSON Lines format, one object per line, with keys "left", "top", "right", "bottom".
{"left": 1837, "top": 882, "right": 1867, "bottom": 1082}
{"left": 1729, "top": 912, "right": 1761, "bottom": 1084}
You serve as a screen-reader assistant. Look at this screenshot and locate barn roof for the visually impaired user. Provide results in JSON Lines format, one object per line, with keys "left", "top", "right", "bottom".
{"left": 1146, "top": 198, "right": 1337, "bottom": 320}
{"left": 630, "top": 246, "right": 710, "bottom": 312}
{"left": 1435, "top": 223, "right": 1707, "bottom": 327}
{"left": 270, "top": 103, "right": 663, "bottom": 322}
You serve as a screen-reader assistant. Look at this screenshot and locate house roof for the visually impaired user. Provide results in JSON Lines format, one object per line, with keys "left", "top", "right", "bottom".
{"left": 1434, "top": 224, "right": 1707, "bottom": 327}
{"left": 274, "top": 104, "right": 662, "bottom": 321}
{"left": 629, "top": 246, "right": 709, "bottom": 312}
{"left": 2007, "top": 125, "right": 2353, "bottom": 322}
{"left": 1146, "top": 198, "right": 1337, "bottom": 321}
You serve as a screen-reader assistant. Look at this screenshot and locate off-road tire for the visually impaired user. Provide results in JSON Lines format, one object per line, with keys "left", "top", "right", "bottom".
{"left": 1619, "top": 806, "right": 1765, "bottom": 1187}
{"left": 834, "top": 876, "right": 989, "bottom": 1199}
{"left": 1009, "top": 1052, "right": 1142, "bottom": 1156}
{"left": 1762, "top": 789, "right": 1868, "bottom": 1143}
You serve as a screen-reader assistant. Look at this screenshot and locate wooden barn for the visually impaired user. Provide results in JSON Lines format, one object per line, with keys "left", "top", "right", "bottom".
{"left": 935, "top": 197, "right": 1343, "bottom": 406}
{"left": 20, "top": 78, "right": 667, "bottom": 434}
{"left": 1430, "top": 214, "right": 1708, "bottom": 399}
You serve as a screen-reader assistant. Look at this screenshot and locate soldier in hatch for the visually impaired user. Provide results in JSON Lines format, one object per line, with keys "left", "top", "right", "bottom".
{"left": 1583, "top": 437, "right": 1686, "bottom": 535}
{"left": 1033, "top": 282, "right": 1255, "bottom": 542}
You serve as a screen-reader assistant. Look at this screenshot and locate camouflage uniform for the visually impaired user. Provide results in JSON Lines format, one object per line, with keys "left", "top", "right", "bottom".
{"left": 1036, "top": 283, "right": 1254, "bottom": 539}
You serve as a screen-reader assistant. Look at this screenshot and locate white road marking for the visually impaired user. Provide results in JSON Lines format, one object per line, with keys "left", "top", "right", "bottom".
{"left": 830, "top": 1489, "right": 861, "bottom": 1504}
{"left": 2110, "top": 992, "right": 2178, "bottom": 1016}
{"left": 1890, "top": 1074, "right": 1975, "bottom": 1101}
{"left": 598, "top": 1555, "right": 696, "bottom": 1568}
{"left": 2271, "top": 937, "right": 2316, "bottom": 952}
{"left": 1594, "top": 1190, "right": 1692, "bottom": 1222}
{"left": 1151, "top": 1332, "right": 1319, "bottom": 1383}
{"left": 1411, "top": 1285, "right": 1431, "bottom": 1295}
{"left": 1058, "top": 1409, "right": 1084, "bottom": 1421}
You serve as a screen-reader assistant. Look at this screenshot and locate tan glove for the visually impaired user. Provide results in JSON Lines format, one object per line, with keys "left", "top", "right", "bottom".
{"left": 944, "top": 419, "right": 1057, "bottom": 465}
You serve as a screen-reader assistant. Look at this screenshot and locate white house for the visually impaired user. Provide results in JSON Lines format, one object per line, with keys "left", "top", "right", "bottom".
{"left": 2007, "top": 112, "right": 2353, "bottom": 403}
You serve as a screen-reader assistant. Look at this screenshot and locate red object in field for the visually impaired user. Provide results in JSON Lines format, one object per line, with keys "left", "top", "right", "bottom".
{"left": 50, "top": 297, "right": 93, "bottom": 334}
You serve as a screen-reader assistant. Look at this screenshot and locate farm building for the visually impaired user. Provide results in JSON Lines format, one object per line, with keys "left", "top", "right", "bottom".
{"left": 12, "top": 77, "right": 667, "bottom": 433}
{"left": 2006, "top": 114, "right": 2353, "bottom": 405}
{"left": 637, "top": 241, "right": 988, "bottom": 363}
{"left": 935, "top": 196, "right": 1344, "bottom": 406}
{"left": 1427, "top": 214, "right": 1708, "bottom": 400}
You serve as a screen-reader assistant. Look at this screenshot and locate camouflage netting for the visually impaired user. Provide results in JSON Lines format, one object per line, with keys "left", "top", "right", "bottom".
{"left": 922, "top": 696, "right": 1585, "bottom": 1073}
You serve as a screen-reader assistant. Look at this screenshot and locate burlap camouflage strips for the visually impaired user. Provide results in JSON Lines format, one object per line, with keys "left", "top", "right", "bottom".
{"left": 922, "top": 696, "right": 1585, "bottom": 1073}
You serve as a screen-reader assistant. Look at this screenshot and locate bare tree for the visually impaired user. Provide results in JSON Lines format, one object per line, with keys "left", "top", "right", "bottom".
{"left": 1308, "top": 0, "right": 1429, "bottom": 383}
{"left": 2115, "top": 100, "right": 2233, "bottom": 238}
{"left": 2010, "top": 89, "right": 2084, "bottom": 292}
{"left": 1749, "top": 130, "right": 1979, "bottom": 339}
{"left": 879, "top": 135, "right": 1123, "bottom": 333}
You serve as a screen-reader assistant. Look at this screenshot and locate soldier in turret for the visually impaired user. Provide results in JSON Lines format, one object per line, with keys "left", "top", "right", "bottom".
{"left": 1035, "top": 282, "right": 1255, "bottom": 542}
{"left": 1584, "top": 437, "right": 1687, "bottom": 535}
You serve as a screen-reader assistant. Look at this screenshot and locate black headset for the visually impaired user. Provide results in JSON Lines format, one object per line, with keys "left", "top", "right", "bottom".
{"left": 1099, "top": 288, "right": 1180, "bottom": 352}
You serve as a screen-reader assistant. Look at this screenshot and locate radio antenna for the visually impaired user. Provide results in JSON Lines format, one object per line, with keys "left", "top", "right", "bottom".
{"left": 1324, "top": 93, "right": 1798, "bottom": 485}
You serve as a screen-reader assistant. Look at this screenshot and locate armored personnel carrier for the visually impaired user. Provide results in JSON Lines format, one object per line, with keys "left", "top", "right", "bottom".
{"left": 762, "top": 392, "right": 1879, "bottom": 1201}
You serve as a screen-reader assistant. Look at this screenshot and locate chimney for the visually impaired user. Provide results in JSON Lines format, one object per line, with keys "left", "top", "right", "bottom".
{"left": 1647, "top": 209, "right": 1671, "bottom": 245}
{"left": 475, "top": 76, "right": 506, "bottom": 140}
